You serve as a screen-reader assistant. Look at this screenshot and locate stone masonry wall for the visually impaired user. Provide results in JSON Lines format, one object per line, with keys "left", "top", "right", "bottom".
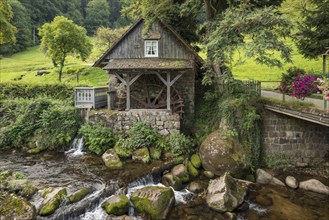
{"left": 89, "top": 109, "right": 180, "bottom": 136}
{"left": 262, "top": 109, "right": 329, "bottom": 166}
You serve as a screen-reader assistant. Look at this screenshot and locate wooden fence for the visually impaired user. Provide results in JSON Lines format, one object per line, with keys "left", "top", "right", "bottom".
{"left": 74, "top": 87, "right": 108, "bottom": 109}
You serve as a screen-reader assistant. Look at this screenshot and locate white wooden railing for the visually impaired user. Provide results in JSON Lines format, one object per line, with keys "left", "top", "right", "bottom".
{"left": 74, "top": 87, "right": 108, "bottom": 109}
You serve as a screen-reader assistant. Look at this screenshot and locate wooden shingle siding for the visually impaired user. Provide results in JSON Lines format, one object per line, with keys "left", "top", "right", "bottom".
{"left": 107, "top": 21, "right": 191, "bottom": 60}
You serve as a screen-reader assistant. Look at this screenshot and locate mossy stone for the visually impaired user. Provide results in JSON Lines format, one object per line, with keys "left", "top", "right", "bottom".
{"left": 20, "top": 182, "right": 38, "bottom": 199}
{"left": 131, "top": 186, "right": 175, "bottom": 220}
{"left": 39, "top": 188, "right": 67, "bottom": 216}
{"left": 188, "top": 161, "right": 199, "bottom": 178}
{"left": 190, "top": 154, "right": 202, "bottom": 169}
{"left": 132, "top": 147, "right": 150, "bottom": 163}
{"left": 68, "top": 188, "right": 92, "bottom": 203}
{"left": 101, "top": 194, "right": 130, "bottom": 216}
{"left": 114, "top": 144, "right": 132, "bottom": 158}
{"left": 149, "top": 147, "right": 162, "bottom": 160}
{"left": 171, "top": 164, "right": 189, "bottom": 183}
{"left": 0, "top": 193, "right": 36, "bottom": 220}
{"left": 102, "top": 149, "right": 123, "bottom": 169}
{"left": 42, "top": 187, "right": 54, "bottom": 198}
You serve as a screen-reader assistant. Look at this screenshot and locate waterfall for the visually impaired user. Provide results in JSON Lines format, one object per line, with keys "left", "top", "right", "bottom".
{"left": 66, "top": 137, "right": 85, "bottom": 156}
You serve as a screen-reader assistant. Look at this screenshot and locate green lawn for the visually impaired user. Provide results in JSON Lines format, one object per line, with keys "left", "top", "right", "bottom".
{"left": 0, "top": 46, "right": 108, "bottom": 86}
{"left": 231, "top": 42, "right": 323, "bottom": 89}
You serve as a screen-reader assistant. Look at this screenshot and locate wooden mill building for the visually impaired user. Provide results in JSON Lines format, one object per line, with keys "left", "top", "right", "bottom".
{"left": 93, "top": 19, "right": 203, "bottom": 130}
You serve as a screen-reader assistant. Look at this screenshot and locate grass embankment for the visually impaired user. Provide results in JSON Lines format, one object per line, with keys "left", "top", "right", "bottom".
{"left": 0, "top": 46, "right": 108, "bottom": 86}
{"left": 231, "top": 42, "right": 323, "bottom": 89}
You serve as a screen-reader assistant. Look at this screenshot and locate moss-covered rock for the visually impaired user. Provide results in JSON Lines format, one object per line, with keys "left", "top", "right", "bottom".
{"left": 102, "top": 149, "right": 123, "bottom": 169}
{"left": 149, "top": 147, "right": 162, "bottom": 160}
{"left": 68, "top": 188, "right": 92, "bottom": 204}
{"left": 42, "top": 187, "right": 54, "bottom": 198}
{"left": 131, "top": 186, "right": 175, "bottom": 220}
{"left": 206, "top": 172, "right": 246, "bottom": 212}
{"left": 190, "top": 154, "right": 202, "bottom": 169}
{"left": 199, "top": 130, "right": 246, "bottom": 176}
{"left": 171, "top": 164, "right": 189, "bottom": 183}
{"left": 114, "top": 144, "right": 132, "bottom": 158}
{"left": 188, "top": 161, "right": 199, "bottom": 178}
{"left": 132, "top": 147, "right": 150, "bottom": 163}
{"left": 20, "top": 182, "right": 38, "bottom": 199}
{"left": 39, "top": 187, "right": 67, "bottom": 216}
{"left": 161, "top": 173, "right": 183, "bottom": 191}
{"left": 101, "top": 194, "right": 130, "bottom": 216}
{"left": 0, "top": 193, "right": 36, "bottom": 220}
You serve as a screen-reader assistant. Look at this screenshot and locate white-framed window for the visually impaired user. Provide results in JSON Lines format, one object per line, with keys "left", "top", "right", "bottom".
{"left": 144, "top": 40, "right": 158, "bottom": 57}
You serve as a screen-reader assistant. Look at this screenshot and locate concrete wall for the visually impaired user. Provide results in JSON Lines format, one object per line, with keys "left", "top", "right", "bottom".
{"left": 89, "top": 109, "right": 180, "bottom": 136}
{"left": 262, "top": 109, "right": 329, "bottom": 166}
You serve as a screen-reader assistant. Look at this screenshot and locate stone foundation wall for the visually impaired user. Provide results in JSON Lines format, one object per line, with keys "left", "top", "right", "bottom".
{"left": 89, "top": 109, "right": 180, "bottom": 136}
{"left": 262, "top": 109, "right": 329, "bottom": 166}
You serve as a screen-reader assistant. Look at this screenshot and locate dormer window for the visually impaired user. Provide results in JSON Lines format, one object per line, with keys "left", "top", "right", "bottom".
{"left": 145, "top": 40, "right": 158, "bottom": 57}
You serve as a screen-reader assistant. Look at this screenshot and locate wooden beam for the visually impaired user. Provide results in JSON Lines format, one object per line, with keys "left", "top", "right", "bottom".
{"left": 114, "top": 73, "right": 127, "bottom": 86}
{"left": 170, "top": 72, "right": 184, "bottom": 86}
{"left": 126, "top": 75, "right": 130, "bottom": 110}
{"left": 156, "top": 73, "right": 168, "bottom": 85}
{"left": 129, "top": 73, "right": 142, "bottom": 86}
{"left": 167, "top": 72, "right": 171, "bottom": 110}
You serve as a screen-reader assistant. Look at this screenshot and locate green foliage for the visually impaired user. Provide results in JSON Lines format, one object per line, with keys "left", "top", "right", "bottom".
{"left": 265, "top": 153, "right": 292, "bottom": 170}
{"left": 167, "top": 131, "right": 195, "bottom": 157}
{"left": 194, "top": 79, "right": 262, "bottom": 169}
{"left": 0, "top": 0, "right": 32, "bottom": 55}
{"left": 14, "top": 172, "right": 25, "bottom": 180}
{"left": 0, "top": 82, "right": 74, "bottom": 100}
{"left": 0, "top": 0, "right": 17, "bottom": 44}
{"left": 79, "top": 123, "right": 116, "bottom": 155}
{"left": 119, "top": 122, "right": 157, "bottom": 151}
{"left": 39, "top": 16, "right": 92, "bottom": 82}
{"left": 296, "top": 0, "right": 329, "bottom": 58}
{"left": 85, "top": 0, "right": 111, "bottom": 34}
{"left": 0, "top": 98, "right": 81, "bottom": 151}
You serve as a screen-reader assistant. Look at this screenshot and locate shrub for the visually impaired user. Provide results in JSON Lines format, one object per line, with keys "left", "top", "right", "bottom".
{"left": 167, "top": 131, "right": 195, "bottom": 156}
{"left": 79, "top": 123, "right": 116, "bottom": 155}
{"left": 0, "top": 98, "right": 81, "bottom": 151}
{"left": 0, "top": 82, "right": 74, "bottom": 100}
{"left": 317, "top": 78, "right": 329, "bottom": 100}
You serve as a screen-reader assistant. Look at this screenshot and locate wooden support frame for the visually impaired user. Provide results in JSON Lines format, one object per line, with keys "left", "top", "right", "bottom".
{"left": 114, "top": 73, "right": 142, "bottom": 110}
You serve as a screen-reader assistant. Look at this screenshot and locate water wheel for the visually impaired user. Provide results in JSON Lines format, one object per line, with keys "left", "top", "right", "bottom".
{"left": 114, "top": 74, "right": 184, "bottom": 116}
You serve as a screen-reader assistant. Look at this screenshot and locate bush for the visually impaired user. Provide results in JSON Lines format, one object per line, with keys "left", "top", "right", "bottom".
{"left": 167, "top": 131, "right": 195, "bottom": 156}
{"left": 79, "top": 123, "right": 116, "bottom": 155}
{"left": 119, "top": 122, "right": 158, "bottom": 151}
{"left": 0, "top": 98, "right": 81, "bottom": 151}
{"left": 0, "top": 82, "right": 74, "bottom": 100}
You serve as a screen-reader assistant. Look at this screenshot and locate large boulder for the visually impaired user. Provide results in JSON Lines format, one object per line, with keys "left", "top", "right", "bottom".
{"left": 102, "top": 149, "right": 123, "bottom": 169}
{"left": 130, "top": 186, "right": 175, "bottom": 219}
{"left": 39, "top": 187, "right": 67, "bottom": 216}
{"left": 102, "top": 194, "right": 130, "bottom": 216}
{"left": 199, "top": 130, "right": 246, "bottom": 176}
{"left": 256, "top": 169, "right": 285, "bottom": 186}
{"left": 206, "top": 172, "right": 246, "bottom": 212}
{"left": 0, "top": 193, "right": 36, "bottom": 220}
{"left": 299, "top": 179, "right": 329, "bottom": 195}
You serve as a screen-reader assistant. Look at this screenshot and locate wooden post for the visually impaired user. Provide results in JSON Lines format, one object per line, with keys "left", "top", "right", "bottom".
{"left": 324, "top": 55, "right": 327, "bottom": 77}
{"left": 167, "top": 72, "right": 171, "bottom": 110}
{"left": 126, "top": 75, "right": 130, "bottom": 110}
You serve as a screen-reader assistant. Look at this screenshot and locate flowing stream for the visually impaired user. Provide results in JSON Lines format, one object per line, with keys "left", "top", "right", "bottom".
{"left": 0, "top": 141, "right": 328, "bottom": 220}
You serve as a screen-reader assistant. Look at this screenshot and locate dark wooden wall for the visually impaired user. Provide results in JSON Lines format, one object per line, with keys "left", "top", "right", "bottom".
{"left": 107, "top": 21, "right": 194, "bottom": 60}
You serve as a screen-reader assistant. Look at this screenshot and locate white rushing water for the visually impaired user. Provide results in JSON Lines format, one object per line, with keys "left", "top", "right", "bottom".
{"left": 65, "top": 137, "right": 85, "bottom": 156}
{"left": 80, "top": 174, "right": 194, "bottom": 220}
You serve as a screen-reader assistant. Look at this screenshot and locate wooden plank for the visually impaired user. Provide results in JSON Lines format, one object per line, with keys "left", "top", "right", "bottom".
{"left": 156, "top": 72, "right": 167, "bottom": 85}
{"left": 170, "top": 72, "right": 184, "bottom": 86}
{"left": 129, "top": 73, "right": 142, "bottom": 86}
{"left": 167, "top": 72, "right": 171, "bottom": 110}
{"left": 126, "top": 75, "right": 130, "bottom": 110}
{"left": 115, "top": 73, "right": 127, "bottom": 86}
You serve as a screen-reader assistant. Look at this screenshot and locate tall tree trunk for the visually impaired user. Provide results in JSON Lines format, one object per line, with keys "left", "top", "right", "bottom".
{"left": 58, "top": 59, "right": 64, "bottom": 82}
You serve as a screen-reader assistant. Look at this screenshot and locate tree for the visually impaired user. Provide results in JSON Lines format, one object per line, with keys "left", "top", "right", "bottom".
{"left": 85, "top": 0, "right": 111, "bottom": 34}
{"left": 0, "top": 0, "right": 17, "bottom": 44}
{"left": 0, "top": 0, "right": 32, "bottom": 54}
{"left": 39, "top": 16, "right": 92, "bottom": 82}
{"left": 297, "top": 0, "right": 329, "bottom": 59}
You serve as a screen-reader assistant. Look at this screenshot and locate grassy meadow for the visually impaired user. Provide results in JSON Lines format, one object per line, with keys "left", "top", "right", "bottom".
{"left": 0, "top": 46, "right": 108, "bottom": 86}
{"left": 0, "top": 42, "right": 324, "bottom": 89}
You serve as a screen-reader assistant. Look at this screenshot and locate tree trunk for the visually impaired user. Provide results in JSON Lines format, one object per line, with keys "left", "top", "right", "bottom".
{"left": 58, "top": 59, "right": 64, "bottom": 82}
{"left": 52, "top": 59, "right": 58, "bottom": 67}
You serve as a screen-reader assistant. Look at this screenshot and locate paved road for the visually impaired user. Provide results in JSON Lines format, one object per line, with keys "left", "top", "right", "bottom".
{"left": 261, "top": 90, "right": 326, "bottom": 110}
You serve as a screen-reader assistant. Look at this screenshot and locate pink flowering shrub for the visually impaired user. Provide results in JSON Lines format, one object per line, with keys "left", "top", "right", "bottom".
{"left": 279, "top": 68, "right": 318, "bottom": 100}
{"left": 317, "top": 78, "right": 329, "bottom": 100}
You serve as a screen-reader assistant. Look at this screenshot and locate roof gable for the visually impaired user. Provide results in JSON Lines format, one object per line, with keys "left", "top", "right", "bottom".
{"left": 93, "top": 18, "right": 203, "bottom": 68}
